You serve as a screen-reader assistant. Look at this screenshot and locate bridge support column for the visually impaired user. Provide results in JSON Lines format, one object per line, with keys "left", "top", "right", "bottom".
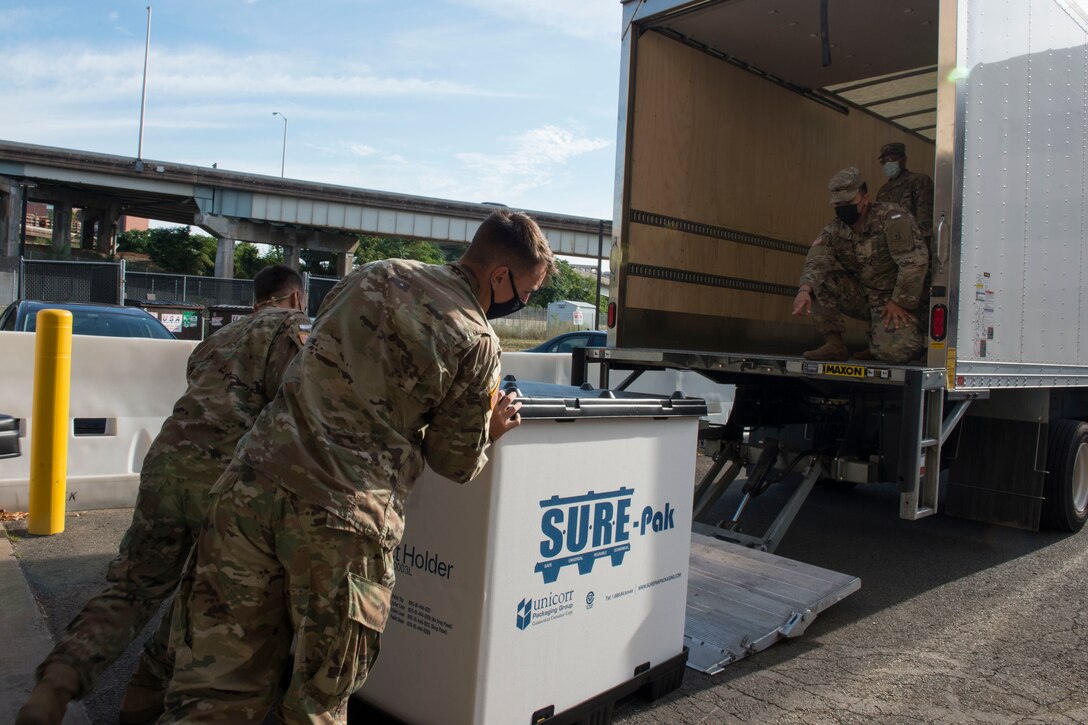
{"left": 77, "top": 210, "right": 97, "bottom": 250}
{"left": 51, "top": 202, "right": 72, "bottom": 256}
{"left": 1, "top": 186, "right": 19, "bottom": 258}
{"left": 283, "top": 244, "right": 301, "bottom": 271}
{"left": 215, "top": 237, "right": 235, "bottom": 278}
{"left": 335, "top": 251, "right": 352, "bottom": 277}
{"left": 97, "top": 205, "right": 120, "bottom": 256}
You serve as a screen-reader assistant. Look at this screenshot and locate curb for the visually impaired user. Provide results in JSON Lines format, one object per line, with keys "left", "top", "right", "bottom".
{"left": 0, "top": 524, "right": 91, "bottom": 725}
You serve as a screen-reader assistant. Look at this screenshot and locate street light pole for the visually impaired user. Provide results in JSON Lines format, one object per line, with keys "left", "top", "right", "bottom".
{"left": 137, "top": 6, "right": 152, "bottom": 164}
{"left": 272, "top": 111, "right": 288, "bottom": 177}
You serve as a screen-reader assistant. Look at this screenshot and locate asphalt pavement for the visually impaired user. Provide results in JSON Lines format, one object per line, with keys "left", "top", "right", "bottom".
{"left": 3, "top": 467, "right": 1088, "bottom": 724}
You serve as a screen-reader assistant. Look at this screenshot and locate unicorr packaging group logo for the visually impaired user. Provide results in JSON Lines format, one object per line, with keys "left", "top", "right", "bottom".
{"left": 516, "top": 597, "right": 532, "bottom": 630}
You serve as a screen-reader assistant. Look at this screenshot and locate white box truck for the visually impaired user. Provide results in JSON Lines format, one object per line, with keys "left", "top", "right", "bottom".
{"left": 583, "top": 0, "right": 1088, "bottom": 546}
{"left": 571, "top": 1, "right": 1088, "bottom": 672}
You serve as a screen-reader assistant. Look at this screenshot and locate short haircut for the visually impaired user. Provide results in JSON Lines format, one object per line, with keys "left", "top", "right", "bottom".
{"left": 253, "top": 264, "right": 304, "bottom": 302}
{"left": 461, "top": 210, "right": 556, "bottom": 280}
{"left": 859, "top": 182, "right": 868, "bottom": 195}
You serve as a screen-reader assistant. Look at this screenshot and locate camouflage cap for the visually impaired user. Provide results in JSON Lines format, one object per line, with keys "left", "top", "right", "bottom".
{"left": 879, "top": 142, "right": 906, "bottom": 159}
{"left": 828, "top": 167, "right": 864, "bottom": 204}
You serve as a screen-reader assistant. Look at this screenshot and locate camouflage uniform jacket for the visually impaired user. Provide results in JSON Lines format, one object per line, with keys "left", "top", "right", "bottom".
{"left": 140, "top": 306, "right": 311, "bottom": 485}
{"left": 800, "top": 201, "right": 929, "bottom": 310}
{"left": 876, "top": 169, "right": 934, "bottom": 240}
{"left": 232, "top": 259, "right": 501, "bottom": 551}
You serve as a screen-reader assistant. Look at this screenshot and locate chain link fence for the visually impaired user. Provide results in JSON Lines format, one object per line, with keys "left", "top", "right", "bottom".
{"left": 306, "top": 275, "right": 341, "bottom": 318}
{"left": 21, "top": 259, "right": 122, "bottom": 304}
{"left": 125, "top": 271, "right": 254, "bottom": 307}
{"left": 0, "top": 256, "right": 18, "bottom": 305}
{"left": 11, "top": 260, "right": 342, "bottom": 316}
{"left": 487, "top": 305, "right": 547, "bottom": 339}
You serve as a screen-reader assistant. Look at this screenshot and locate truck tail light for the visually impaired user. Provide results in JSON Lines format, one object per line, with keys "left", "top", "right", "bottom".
{"left": 607, "top": 301, "right": 617, "bottom": 328}
{"left": 930, "top": 304, "right": 947, "bottom": 341}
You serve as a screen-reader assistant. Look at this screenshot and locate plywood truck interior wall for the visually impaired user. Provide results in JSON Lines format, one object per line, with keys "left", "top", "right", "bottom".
{"left": 620, "top": 29, "right": 936, "bottom": 354}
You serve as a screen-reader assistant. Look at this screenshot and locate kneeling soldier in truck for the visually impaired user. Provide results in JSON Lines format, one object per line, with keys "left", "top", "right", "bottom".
{"left": 792, "top": 166, "right": 929, "bottom": 364}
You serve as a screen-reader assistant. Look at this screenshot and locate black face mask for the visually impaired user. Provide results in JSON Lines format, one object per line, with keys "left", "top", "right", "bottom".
{"left": 834, "top": 203, "right": 861, "bottom": 225}
{"left": 486, "top": 272, "right": 525, "bottom": 320}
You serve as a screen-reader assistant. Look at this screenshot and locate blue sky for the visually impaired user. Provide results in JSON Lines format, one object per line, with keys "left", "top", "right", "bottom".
{"left": 0, "top": 1, "right": 622, "bottom": 221}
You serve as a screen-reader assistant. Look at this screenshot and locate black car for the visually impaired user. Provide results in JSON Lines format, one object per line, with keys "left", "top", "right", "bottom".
{"left": 524, "top": 329, "right": 607, "bottom": 353}
{"left": 0, "top": 300, "right": 176, "bottom": 339}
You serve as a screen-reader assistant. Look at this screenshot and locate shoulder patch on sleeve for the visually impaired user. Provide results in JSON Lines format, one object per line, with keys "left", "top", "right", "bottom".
{"left": 293, "top": 318, "right": 312, "bottom": 346}
{"left": 884, "top": 214, "right": 914, "bottom": 252}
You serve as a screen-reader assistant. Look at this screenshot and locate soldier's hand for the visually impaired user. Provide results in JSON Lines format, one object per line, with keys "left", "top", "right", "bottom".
{"left": 881, "top": 300, "right": 916, "bottom": 331}
{"left": 792, "top": 289, "right": 812, "bottom": 317}
{"left": 489, "top": 390, "right": 522, "bottom": 442}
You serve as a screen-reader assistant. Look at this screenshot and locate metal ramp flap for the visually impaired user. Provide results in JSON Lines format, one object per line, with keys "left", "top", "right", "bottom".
{"left": 685, "top": 533, "right": 861, "bottom": 674}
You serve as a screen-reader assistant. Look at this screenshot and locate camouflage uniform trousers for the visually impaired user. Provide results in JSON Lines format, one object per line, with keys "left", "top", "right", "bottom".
{"left": 36, "top": 470, "right": 207, "bottom": 698}
{"left": 811, "top": 270, "right": 924, "bottom": 364}
{"left": 160, "top": 465, "right": 394, "bottom": 724}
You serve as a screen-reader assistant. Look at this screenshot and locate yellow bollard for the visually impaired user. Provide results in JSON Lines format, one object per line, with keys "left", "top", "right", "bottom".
{"left": 28, "top": 309, "right": 73, "bottom": 535}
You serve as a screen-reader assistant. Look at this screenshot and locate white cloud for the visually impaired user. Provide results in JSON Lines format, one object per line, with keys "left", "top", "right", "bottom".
{"left": 0, "top": 43, "right": 506, "bottom": 106}
{"left": 449, "top": 0, "right": 620, "bottom": 42}
{"left": 455, "top": 124, "right": 610, "bottom": 198}
{"left": 348, "top": 143, "right": 378, "bottom": 156}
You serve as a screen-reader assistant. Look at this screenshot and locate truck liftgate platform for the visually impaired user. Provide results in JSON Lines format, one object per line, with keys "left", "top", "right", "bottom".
{"left": 573, "top": 347, "right": 976, "bottom": 675}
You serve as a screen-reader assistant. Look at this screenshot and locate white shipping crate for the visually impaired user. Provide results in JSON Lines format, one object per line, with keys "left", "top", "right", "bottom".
{"left": 357, "top": 382, "right": 704, "bottom": 724}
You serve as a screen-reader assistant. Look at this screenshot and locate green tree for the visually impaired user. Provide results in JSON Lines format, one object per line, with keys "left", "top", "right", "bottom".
{"left": 353, "top": 235, "right": 446, "bottom": 267}
{"left": 233, "top": 242, "right": 263, "bottom": 279}
{"left": 234, "top": 243, "right": 287, "bottom": 279}
{"left": 532, "top": 259, "right": 596, "bottom": 308}
{"left": 139, "top": 227, "right": 217, "bottom": 275}
{"left": 258, "top": 246, "right": 284, "bottom": 267}
{"left": 117, "top": 229, "right": 151, "bottom": 254}
{"left": 301, "top": 249, "right": 337, "bottom": 277}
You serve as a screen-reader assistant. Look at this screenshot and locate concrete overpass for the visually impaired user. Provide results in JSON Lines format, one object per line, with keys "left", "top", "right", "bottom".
{"left": 0, "top": 139, "right": 611, "bottom": 277}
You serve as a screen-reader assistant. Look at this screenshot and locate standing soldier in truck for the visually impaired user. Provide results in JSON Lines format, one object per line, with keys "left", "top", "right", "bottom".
{"left": 876, "top": 141, "right": 935, "bottom": 246}
{"left": 792, "top": 167, "right": 929, "bottom": 364}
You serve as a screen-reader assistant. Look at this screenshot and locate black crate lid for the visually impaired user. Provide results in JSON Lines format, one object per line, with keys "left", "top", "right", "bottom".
{"left": 500, "top": 376, "right": 707, "bottom": 420}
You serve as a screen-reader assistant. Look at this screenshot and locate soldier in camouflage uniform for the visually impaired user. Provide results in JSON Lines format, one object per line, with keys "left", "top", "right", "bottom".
{"left": 792, "top": 167, "right": 929, "bottom": 364}
{"left": 16, "top": 266, "right": 311, "bottom": 725}
{"left": 876, "top": 141, "right": 935, "bottom": 245}
{"left": 158, "top": 210, "right": 555, "bottom": 724}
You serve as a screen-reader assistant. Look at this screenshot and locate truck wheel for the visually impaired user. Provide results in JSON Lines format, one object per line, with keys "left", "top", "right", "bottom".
{"left": 1042, "top": 419, "right": 1088, "bottom": 532}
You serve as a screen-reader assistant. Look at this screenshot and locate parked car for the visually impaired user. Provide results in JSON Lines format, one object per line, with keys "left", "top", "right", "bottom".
{"left": 0, "top": 300, "right": 176, "bottom": 339}
{"left": 524, "top": 329, "right": 607, "bottom": 353}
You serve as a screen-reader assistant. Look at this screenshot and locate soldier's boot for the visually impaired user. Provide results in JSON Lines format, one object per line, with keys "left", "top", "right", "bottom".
{"left": 119, "top": 655, "right": 168, "bottom": 725}
{"left": 803, "top": 334, "right": 849, "bottom": 362}
{"left": 14, "top": 662, "right": 82, "bottom": 725}
{"left": 851, "top": 348, "right": 876, "bottom": 360}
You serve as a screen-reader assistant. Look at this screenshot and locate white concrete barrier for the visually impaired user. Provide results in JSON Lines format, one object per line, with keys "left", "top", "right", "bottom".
{"left": 0, "top": 331, "right": 198, "bottom": 511}
{"left": 0, "top": 342, "right": 731, "bottom": 512}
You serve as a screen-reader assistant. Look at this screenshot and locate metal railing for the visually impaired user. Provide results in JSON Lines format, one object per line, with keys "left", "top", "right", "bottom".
{"left": 8, "top": 257, "right": 346, "bottom": 315}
